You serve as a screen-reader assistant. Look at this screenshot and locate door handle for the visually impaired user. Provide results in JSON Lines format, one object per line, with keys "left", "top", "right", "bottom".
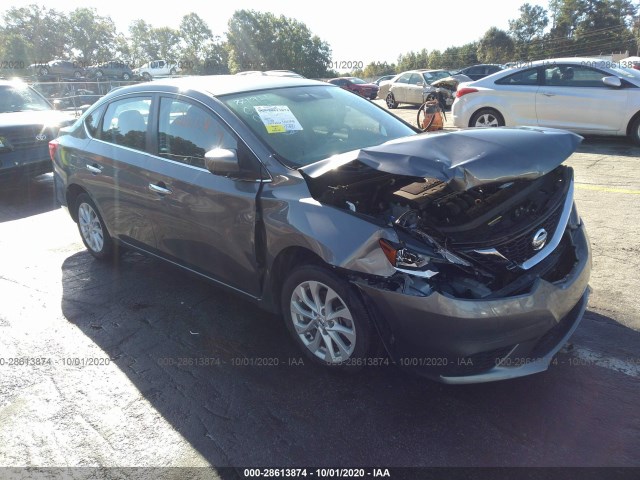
{"left": 86, "top": 164, "right": 102, "bottom": 174}
{"left": 541, "top": 92, "right": 555, "bottom": 97}
{"left": 148, "top": 183, "right": 172, "bottom": 195}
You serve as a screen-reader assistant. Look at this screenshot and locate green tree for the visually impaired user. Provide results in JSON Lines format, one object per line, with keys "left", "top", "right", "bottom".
{"left": 68, "top": 8, "right": 117, "bottom": 63}
{"left": 509, "top": 3, "right": 549, "bottom": 60}
{"left": 226, "top": 10, "right": 331, "bottom": 77}
{"left": 428, "top": 50, "right": 444, "bottom": 68}
{"left": 1, "top": 4, "right": 69, "bottom": 63}
{"left": 477, "top": 27, "right": 515, "bottom": 63}
{"left": 362, "top": 61, "right": 396, "bottom": 78}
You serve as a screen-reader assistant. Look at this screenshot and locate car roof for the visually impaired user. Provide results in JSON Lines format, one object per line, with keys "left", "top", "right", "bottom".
{"left": 101, "top": 75, "right": 326, "bottom": 98}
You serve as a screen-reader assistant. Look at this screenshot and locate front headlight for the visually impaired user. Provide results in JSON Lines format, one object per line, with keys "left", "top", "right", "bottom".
{"left": 379, "top": 239, "right": 438, "bottom": 278}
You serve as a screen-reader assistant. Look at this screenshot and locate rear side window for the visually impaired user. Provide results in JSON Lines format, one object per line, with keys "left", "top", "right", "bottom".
{"left": 84, "top": 104, "right": 106, "bottom": 138}
{"left": 101, "top": 97, "right": 152, "bottom": 151}
{"left": 495, "top": 68, "right": 539, "bottom": 86}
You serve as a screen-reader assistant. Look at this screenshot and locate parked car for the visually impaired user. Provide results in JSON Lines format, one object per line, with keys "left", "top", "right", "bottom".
{"left": 29, "top": 60, "right": 85, "bottom": 79}
{"left": 373, "top": 74, "right": 396, "bottom": 85}
{"left": 133, "top": 60, "right": 180, "bottom": 80}
{"left": 50, "top": 75, "right": 591, "bottom": 383}
{"left": 380, "top": 69, "right": 452, "bottom": 108}
{"left": 452, "top": 57, "right": 640, "bottom": 145}
{"left": 0, "top": 80, "right": 75, "bottom": 181}
{"left": 87, "top": 60, "right": 134, "bottom": 81}
{"left": 453, "top": 64, "right": 505, "bottom": 81}
{"left": 327, "top": 77, "right": 379, "bottom": 99}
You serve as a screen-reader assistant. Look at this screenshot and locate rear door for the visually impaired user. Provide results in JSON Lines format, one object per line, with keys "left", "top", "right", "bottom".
{"left": 77, "top": 95, "right": 158, "bottom": 248}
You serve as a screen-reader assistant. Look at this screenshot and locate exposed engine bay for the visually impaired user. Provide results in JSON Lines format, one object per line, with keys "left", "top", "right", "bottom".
{"left": 304, "top": 160, "right": 575, "bottom": 299}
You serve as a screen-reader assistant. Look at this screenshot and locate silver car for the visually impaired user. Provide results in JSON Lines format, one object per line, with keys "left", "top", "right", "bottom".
{"left": 452, "top": 57, "right": 640, "bottom": 145}
{"left": 50, "top": 75, "right": 591, "bottom": 383}
{"left": 382, "top": 69, "right": 452, "bottom": 108}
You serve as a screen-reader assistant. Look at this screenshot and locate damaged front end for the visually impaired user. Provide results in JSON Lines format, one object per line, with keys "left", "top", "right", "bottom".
{"left": 301, "top": 127, "right": 591, "bottom": 383}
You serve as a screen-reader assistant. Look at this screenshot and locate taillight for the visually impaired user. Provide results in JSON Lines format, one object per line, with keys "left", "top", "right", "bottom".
{"left": 456, "top": 87, "right": 479, "bottom": 98}
{"left": 49, "top": 139, "right": 59, "bottom": 162}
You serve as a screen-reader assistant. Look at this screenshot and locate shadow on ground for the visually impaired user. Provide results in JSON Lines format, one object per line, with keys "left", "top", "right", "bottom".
{"left": 60, "top": 250, "right": 640, "bottom": 468}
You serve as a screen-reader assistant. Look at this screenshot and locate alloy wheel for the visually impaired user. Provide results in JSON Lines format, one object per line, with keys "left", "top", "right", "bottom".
{"left": 289, "top": 280, "right": 356, "bottom": 364}
{"left": 78, "top": 202, "right": 104, "bottom": 253}
{"left": 474, "top": 113, "right": 500, "bottom": 127}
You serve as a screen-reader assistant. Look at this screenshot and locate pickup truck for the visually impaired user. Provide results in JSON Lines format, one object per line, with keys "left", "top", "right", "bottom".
{"left": 133, "top": 60, "right": 180, "bottom": 80}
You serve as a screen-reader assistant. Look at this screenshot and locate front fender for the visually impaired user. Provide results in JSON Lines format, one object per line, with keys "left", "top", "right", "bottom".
{"left": 261, "top": 189, "right": 398, "bottom": 277}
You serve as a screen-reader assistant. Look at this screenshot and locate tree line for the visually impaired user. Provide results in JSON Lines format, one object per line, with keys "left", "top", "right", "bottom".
{"left": 357, "top": 0, "right": 639, "bottom": 78}
{"left": 0, "top": 1, "right": 638, "bottom": 80}
{"left": 0, "top": 6, "right": 332, "bottom": 78}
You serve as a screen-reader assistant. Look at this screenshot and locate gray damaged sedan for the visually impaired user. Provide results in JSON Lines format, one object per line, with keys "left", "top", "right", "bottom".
{"left": 50, "top": 76, "right": 591, "bottom": 383}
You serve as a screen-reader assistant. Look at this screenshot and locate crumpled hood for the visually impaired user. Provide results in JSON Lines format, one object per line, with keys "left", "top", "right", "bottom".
{"left": 301, "top": 127, "right": 582, "bottom": 190}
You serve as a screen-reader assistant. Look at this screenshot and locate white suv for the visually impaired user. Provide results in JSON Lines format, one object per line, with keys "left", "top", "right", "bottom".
{"left": 133, "top": 60, "right": 180, "bottom": 80}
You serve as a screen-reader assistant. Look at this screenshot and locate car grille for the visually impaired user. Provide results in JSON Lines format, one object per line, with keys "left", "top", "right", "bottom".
{"left": 0, "top": 126, "right": 54, "bottom": 151}
{"left": 463, "top": 198, "right": 565, "bottom": 271}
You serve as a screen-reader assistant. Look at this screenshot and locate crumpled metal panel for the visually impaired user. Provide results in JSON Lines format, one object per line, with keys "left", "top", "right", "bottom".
{"left": 301, "top": 127, "right": 582, "bottom": 191}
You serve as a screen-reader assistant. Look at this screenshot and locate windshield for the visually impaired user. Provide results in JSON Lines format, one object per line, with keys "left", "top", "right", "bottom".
{"left": 222, "top": 85, "right": 416, "bottom": 167}
{"left": 0, "top": 84, "right": 52, "bottom": 113}
{"left": 422, "top": 71, "right": 452, "bottom": 83}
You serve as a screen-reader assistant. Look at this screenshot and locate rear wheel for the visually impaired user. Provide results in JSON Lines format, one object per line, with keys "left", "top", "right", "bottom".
{"left": 142, "top": 72, "right": 151, "bottom": 81}
{"left": 39, "top": 67, "right": 49, "bottom": 76}
{"left": 386, "top": 92, "right": 398, "bottom": 109}
{"left": 281, "top": 265, "right": 375, "bottom": 372}
{"left": 122, "top": 72, "right": 131, "bottom": 80}
{"left": 75, "top": 193, "right": 115, "bottom": 261}
{"left": 73, "top": 70, "right": 82, "bottom": 79}
{"left": 170, "top": 68, "right": 177, "bottom": 75}
{"left": 630, "top": 115, "right": 640, "bottom": 146}
{"left": 469, "top": 108, "right": 504, "bottom": 128}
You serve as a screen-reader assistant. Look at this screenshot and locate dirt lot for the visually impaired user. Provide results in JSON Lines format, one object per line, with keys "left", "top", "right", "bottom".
{"left": 0, "top": 103, "right": 639, "bottom": 479}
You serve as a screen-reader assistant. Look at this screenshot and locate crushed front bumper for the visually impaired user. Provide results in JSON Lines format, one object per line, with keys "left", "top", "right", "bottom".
{"left": 356, "top": 222, "right": 591, "bottom": 383}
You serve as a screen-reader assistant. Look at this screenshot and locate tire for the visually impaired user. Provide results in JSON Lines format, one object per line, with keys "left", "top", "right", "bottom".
{"left": 469, "top": 108, "right": 504, "bottom": 128}
{"left": 170, "top": 68, "right": 176, "bottom": 75}
{"left": 74, "top": 70, "right": 82, "bottom": 79}
{"left": 630, "top": 115, "right": 640, "bottom": 146}
{"left": 122, "top": 72, "right": 131, "bottom": 80}
{"left": 386, "top": 92, "right": 398, "bottom": 109}
{"left": 75, "top": 193, "right": 115, "bottom": 261}
{"left": 142, "top": 72, "right": 152, "bottom": 81}
{"left": 39, "top": 67, "right": 49, "bottom": 76}
{"left": 281, "top": 264, "right": 375, "bottom": 372}
{"left": 95, "top": 70, "right": 104, "bottom": 79}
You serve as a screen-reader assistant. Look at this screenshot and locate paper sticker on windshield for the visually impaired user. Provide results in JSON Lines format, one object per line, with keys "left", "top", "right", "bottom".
{"left": 254, "top": 106, "right": 303, "bottom": 134}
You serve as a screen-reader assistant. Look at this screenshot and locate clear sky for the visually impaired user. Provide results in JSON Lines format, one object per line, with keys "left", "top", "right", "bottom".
{"left": 6, "top": 0, "right": 551, "bottom": 64}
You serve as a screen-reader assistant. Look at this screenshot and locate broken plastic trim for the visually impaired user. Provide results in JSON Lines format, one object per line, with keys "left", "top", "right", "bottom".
{"left": 472, "top": 179, "right": 574, "bottom": 271}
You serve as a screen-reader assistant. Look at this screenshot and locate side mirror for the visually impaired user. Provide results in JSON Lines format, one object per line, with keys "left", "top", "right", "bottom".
{"left": 416, "top": 82, "right": 424, "bottom": 87}
{"left": 205, "top": 148, "right": 239, "bottom": 176}
{"left": 602, "top": 76, "right": 622, "bottom": 88}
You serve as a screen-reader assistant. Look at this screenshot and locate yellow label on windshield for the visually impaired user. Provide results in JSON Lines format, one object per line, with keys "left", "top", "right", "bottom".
{"left": 266, "top": 124, "right": 286, "bottom": 133}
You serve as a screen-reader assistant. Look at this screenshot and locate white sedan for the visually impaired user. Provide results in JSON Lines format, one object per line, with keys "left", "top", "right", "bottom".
{"left": 451, "top": 57, "right": 640, "bottom": 145}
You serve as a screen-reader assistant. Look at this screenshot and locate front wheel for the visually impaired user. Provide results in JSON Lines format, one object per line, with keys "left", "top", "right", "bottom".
{"left": 142, "top": 72, "right": 151, "bottom": 81}
{"left": 630, "top": 115, "right": 640, "bottom": 146}
{"left": 386, "top": 92, "right": 398, "bottom": 109}
{"left": 281, "top": 265, "right": 375, "bottom": 372}
{"left": 75, "top": 193, "right": 115, "bottom": 260}
{"left": 74, "top": 70, "right": 83, "bottom": 79}
{"left": 122, "top": 72, "right": 131, "bottom": 80}
{"left": 469, "top": 108, "right": 504, "bottom": 128}
{"left": 170, "top": 68, "right": 176, "bottom": 75}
